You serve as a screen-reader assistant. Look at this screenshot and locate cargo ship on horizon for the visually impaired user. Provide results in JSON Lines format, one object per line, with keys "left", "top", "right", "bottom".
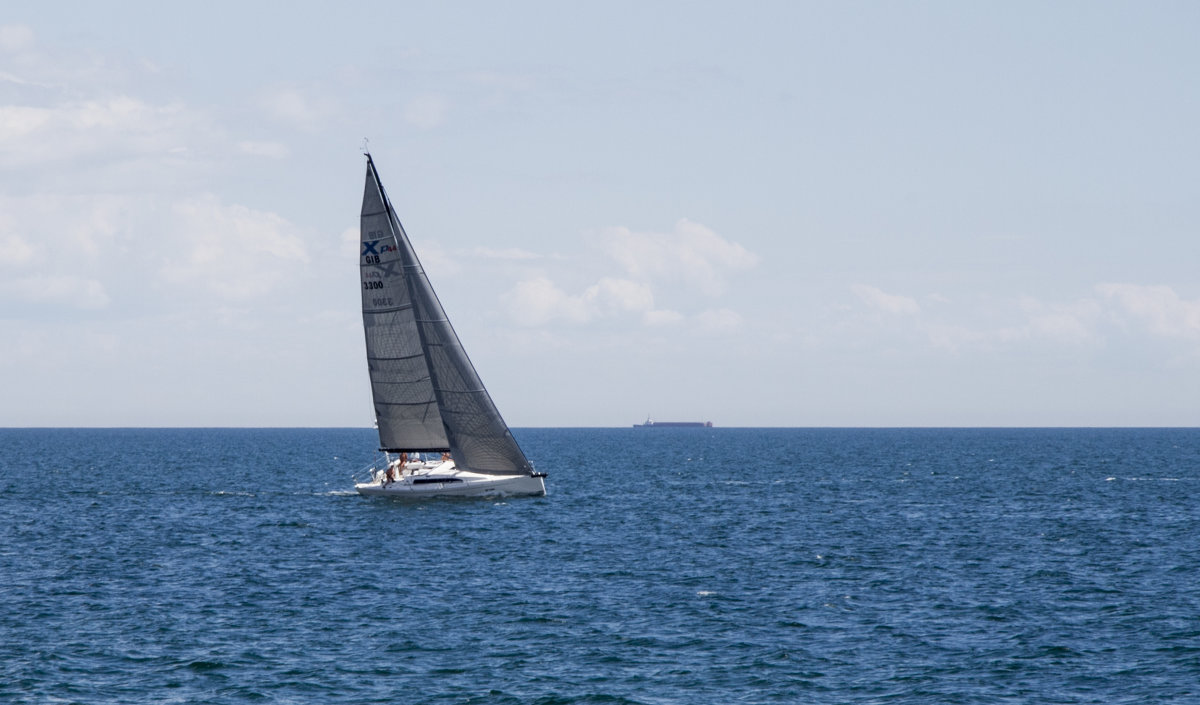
{"left": 633, "top": 417, "right": 713, "bottom": 428}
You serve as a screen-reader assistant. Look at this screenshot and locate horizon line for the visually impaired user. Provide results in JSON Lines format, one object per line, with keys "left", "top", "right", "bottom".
{"left": 3, "top": 425, "right": 1199, "bottom": 431}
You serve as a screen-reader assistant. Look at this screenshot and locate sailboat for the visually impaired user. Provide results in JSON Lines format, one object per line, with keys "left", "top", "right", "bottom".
{"left": 353, "top": 153, "right": 546, "bottom": 498}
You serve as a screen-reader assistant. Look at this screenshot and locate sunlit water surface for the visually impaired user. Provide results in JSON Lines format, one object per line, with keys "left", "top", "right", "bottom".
{"left": 2, "top": 428, "right": 1198, "bottom": 703}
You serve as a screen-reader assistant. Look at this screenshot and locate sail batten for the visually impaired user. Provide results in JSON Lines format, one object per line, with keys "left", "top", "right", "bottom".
{"left": 359, "top": 155, "right": 533, "bottom": 476}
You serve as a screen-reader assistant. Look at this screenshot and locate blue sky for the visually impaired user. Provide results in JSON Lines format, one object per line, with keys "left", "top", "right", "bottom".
{"left": 1, "top": 2, "right": 1198, "bottom": 427}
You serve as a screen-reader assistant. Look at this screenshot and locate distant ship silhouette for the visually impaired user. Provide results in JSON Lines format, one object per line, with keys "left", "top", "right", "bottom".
{"left": 633, "top": 417, "right": 713, "bottom": 428}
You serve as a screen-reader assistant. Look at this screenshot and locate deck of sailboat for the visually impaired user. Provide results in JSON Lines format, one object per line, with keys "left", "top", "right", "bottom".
{"left": 354, "top": 461, "right": 547, "bottom": 498}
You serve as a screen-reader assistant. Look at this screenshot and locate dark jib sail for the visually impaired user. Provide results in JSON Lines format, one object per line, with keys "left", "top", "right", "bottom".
{"left": 360, "top": 156, "right": 533, "bottom": 475}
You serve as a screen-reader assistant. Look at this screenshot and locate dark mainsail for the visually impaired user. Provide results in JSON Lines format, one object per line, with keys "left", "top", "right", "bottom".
{"left": 359, "top": 156, "right": 532, "bottom": 475}
{"left": 360, "top": 158, "right": 448, "bottom": 451}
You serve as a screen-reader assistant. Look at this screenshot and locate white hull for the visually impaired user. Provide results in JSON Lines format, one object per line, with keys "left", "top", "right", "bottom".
{"left": 355, "top": 461, "right": 546, "bottom": 498}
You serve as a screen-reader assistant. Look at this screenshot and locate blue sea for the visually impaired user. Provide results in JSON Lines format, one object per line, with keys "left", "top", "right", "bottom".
{"left": 2, "top": 428, "right": 1199, "bottom": 704}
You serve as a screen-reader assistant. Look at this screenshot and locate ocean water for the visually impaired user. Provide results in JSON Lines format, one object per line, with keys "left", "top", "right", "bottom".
{"left": 1, "top": 427, "right": 1199, "bottom": 704}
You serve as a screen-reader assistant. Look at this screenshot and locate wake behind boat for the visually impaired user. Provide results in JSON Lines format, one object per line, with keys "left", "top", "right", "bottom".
{"left": 352, "top": 154, "right": 546, "bottom": 498}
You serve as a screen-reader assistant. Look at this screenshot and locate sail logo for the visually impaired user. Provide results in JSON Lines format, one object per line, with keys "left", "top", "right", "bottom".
{"left": 361, "top": 240, "right": 399, "bottom": 256}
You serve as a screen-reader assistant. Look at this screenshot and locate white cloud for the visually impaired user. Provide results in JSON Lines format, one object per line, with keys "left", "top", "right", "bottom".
{"left": 0, "top": 192, "right": 311, "bottom": 309}
{"left": 852, "top": 284, "right": 920, "bottom": 315}
{"left": 598, "top": 218, "right": 758, "bottom": 296}
{"left": 237, "top": 140, "right": 289, "bottom": 158}
{"left": 694, "top": 307, "right": 742, "bottom": 335}
{"left": 505, "top": 275, "right": 653, "bottom": 325}
{"left": 1019, "top": 296, "right": 1101, "bottom": 344}
{"left": 414, "top": 241, "right": 461, "bottom": 277}
{"left": 465, "top": 246, "right": 542, "bottom": 260}
{"left": 843, "top": 286, "right": 1114, "bottom": 352}
{"left": 259, "top": 85, "right": 335, "bottom": 132}
{"left": 921, "top": 321, "right": 1028, "bottom": 353}
{"left": 504, "top": 271, "right": 741, "bottom": 336}
{"left": 1099, "top": 283, "right": 1200, "bottom": 339}
{"left": 0, "top": 24, "right": 213, "bottom": 174}
{"left": 0, "top": 24, "right": 34, "bottom": 54}
{"left": 0, "top": 193, "right": 132, "bottom": 263}
{"left": 467, "top": 71, "right": 535, "bottom": 93}
{"left": 0, "top": 70, "right": 38, "bottom": 87}
{"left": 402, "top": 94, "right": 448, "bottom": 129}
{"left": 642, "top": 309, "right": 684, "bottom": 326}
{"left": 161, "top": 195, "right": 309, "bottom": 299}
{"left": 1, "top": 274, "right": 109, "bottom": 309}
{"left": 466, "top": 71, "right": 536, "bottom": 108}
{"left": 505, "top": 277, "right": 589, "bottom": 326}
{"left": 0, "top": 96, "right": 198, "bottom": 168}
{"left": 340, "top": 226, "right": 360, "bottom": 257}
{"left": 0, "top": 234, "right": 34, "bottom": 266}
{"left": 502, "top": 219, "right": 757, "bottom": 330}
{"left": 839, "top": 287, "right": 1111, "bottom": 353}
{"left": 0, "top": 104, "right": 48, "bottom": 138}
{"left": 587, "top": 277, "right": 654, "bottom": 315}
